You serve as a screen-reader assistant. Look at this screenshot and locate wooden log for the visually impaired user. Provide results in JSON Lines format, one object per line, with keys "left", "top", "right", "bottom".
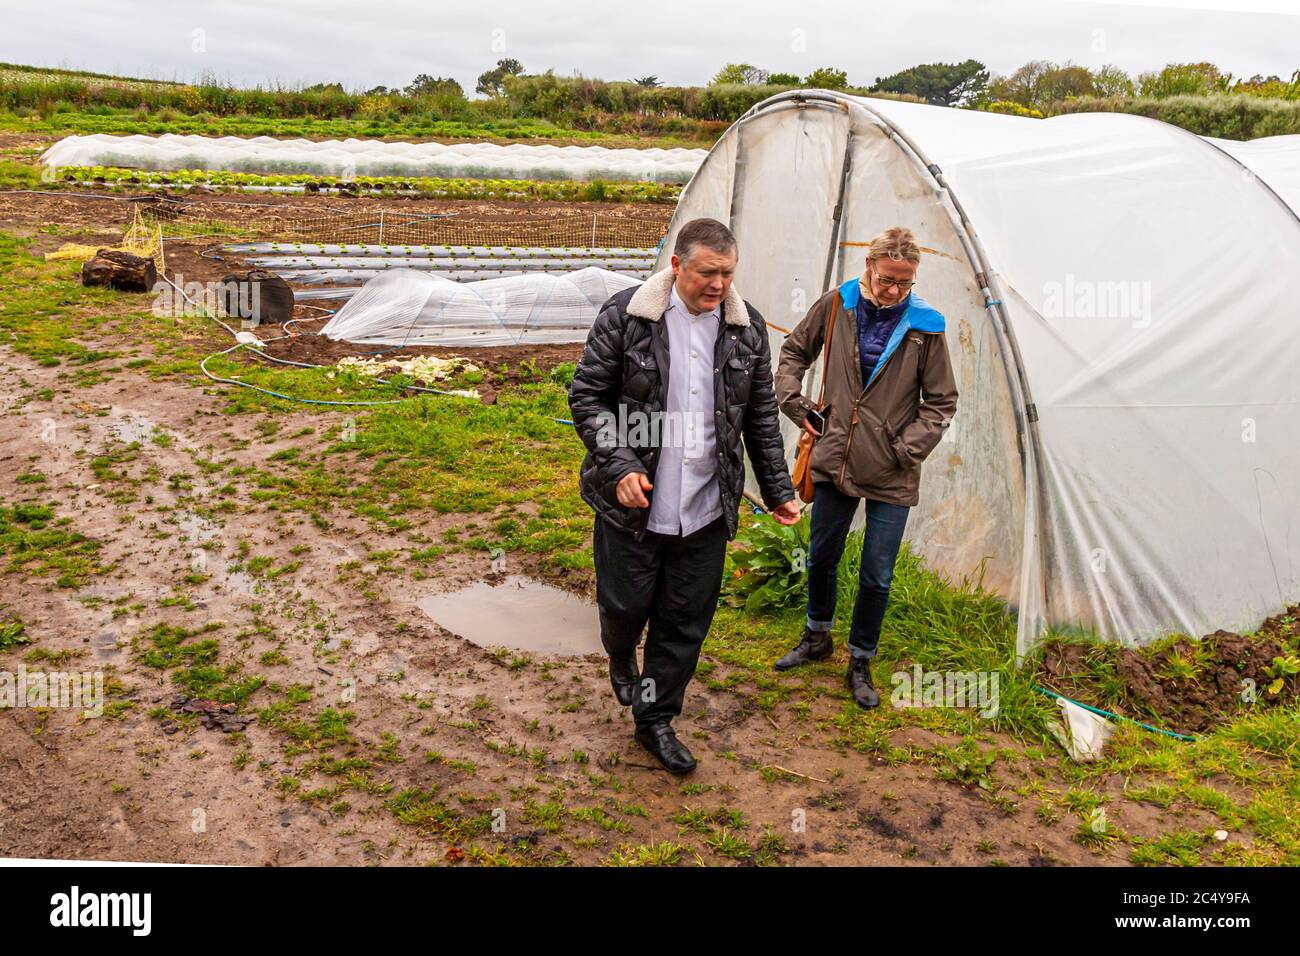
{"left": 81, "top": 249, "right": 157, "bottom": 292}
{"left": 218, "top": 268, "right": 294, "bottom": 326}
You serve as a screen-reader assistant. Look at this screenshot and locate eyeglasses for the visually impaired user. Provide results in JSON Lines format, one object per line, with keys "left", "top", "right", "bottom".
{"left": 870, "top": 270, "right": 915, "bottom": 292}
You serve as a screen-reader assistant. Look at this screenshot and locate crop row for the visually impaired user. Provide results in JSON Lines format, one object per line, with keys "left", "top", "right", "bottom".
{"left": 53, "top": 166, "right": 682, "bottom": 203}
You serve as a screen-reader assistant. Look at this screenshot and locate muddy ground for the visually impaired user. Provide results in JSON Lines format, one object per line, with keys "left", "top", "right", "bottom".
{"left": 2, "top": 337, "right": 1139, "bottom": 868}
{"left": 0, "top": 192, "right": 1291, "bottom": 867}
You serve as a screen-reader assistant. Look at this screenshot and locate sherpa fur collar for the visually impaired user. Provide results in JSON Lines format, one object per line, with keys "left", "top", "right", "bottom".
{"left": 626, "top": 268, "right": 750, "bottom": 327}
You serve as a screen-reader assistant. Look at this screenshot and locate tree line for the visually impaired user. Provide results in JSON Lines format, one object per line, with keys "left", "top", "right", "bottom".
{"left": 3, "top": 56, "right": 1297, "bottom": 141}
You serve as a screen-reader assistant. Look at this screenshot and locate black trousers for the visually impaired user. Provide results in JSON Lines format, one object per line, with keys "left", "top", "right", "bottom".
{"left": 592, "top": 513, "right": 728, "bottom": 728}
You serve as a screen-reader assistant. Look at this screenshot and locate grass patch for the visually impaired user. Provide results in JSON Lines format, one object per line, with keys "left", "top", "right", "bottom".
{"left": 0, "top": 502, "right": 107, "bottom": 587}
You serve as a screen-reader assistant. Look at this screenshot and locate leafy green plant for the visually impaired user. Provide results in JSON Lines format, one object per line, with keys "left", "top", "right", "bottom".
{"left": 721, "top": 515, "right": 809, "bottom": 612}
{"left": 0, "top": 611, "right": 29, "bottom": 650}
{"left": 1265, "top": 655, "right": 1299, "bottom": 696}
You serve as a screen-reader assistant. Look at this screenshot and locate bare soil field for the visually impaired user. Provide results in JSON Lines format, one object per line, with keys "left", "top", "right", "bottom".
{"left": 0, "top": 188, "right": 675, "bottom": 237}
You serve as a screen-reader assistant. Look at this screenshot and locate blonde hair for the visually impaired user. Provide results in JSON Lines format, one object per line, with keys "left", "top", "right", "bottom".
{"left": 866, "top": 226, "right": 922, "bottom": 264}
{"left": 858, "top": 227, "right": 921, "bottom": 305}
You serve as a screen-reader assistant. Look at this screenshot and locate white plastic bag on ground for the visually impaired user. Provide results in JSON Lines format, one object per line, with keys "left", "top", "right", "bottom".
{"left": 1046, "top": 696, "right": 1114, "bottom": 762}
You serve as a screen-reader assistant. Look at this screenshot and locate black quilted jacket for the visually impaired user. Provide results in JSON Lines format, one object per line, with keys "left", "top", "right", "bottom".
{"left": 567, "top": 270, "right": 795, "bottom": 542}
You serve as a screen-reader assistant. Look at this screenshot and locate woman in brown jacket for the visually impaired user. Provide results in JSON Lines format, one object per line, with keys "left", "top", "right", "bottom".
{"left": 773, "top": 227, "right": 958, "bottom": 708}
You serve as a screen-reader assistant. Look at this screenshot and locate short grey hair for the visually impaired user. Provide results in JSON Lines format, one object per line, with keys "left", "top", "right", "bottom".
{"left": 673, "top": 217, "right": 737, "bottom": 264}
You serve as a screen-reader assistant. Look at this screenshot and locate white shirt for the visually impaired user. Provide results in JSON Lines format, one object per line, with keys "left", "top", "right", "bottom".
{"left": 645, "top": 284, "right": 724, "bottom": 536}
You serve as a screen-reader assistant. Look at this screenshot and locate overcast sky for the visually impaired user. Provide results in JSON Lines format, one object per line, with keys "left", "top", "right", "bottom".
{"left": 3, "top": 0, "right": 1295, "bottom": 93}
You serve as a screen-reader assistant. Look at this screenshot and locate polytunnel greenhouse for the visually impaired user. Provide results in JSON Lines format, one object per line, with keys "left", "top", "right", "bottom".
{"left": 658, "top": 89, "right": 1300, "bottom": 658}
{"left": 40, "top": 133, "right": 706, "bottom": 183}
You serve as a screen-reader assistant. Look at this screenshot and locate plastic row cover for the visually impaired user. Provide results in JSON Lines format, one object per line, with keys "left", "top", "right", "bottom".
{"left": 246, "top": 256, "right": 655, "bottom": 271}
{"left": 1204, "top": 134, "right": 1300, "bottom": 217}
{"left": 319, "top": 267, "right": 639, "bottom": 346}
{"left": 41, "top": 134, "right": 707, "bottom": 183}
{"left": 225, "top": 244, "right": 657, "bottom": 258}
{"left": 276, "top": 268, "right": 650, "bottom": 285}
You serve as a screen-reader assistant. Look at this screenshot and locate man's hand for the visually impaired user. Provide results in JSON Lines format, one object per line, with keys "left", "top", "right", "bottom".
{"left": 770, "top": 498, "right": 801, "bottom": 525}
{"left": 802, "top": 419, "right": 820, "bottom": 439}
{"left": 616, "top": 471, "right": 653, "bottom": 508}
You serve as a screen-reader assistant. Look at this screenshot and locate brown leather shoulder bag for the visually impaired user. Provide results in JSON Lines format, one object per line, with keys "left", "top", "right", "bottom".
{"left": 791, "top": 301, "right": 837, "bottom": 503}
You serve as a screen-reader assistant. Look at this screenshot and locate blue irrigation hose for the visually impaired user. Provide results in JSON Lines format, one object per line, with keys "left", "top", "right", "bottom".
{"left": 1033, "top": 684, "right": 1199, "bottom": 742}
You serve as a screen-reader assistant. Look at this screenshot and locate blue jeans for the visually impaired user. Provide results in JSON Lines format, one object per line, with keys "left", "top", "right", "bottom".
{"left": 806, "top": 481, "right": 910, "bottom": 660}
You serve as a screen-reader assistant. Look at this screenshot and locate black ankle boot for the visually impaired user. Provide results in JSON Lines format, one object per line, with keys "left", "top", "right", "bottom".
{"left": 608, "top": 649, "right": 638, "bottom": 707}
{"left": 774, "top": 627, "right": 834, "bottom": 671}
{"left": 846, "top": 656, "right": 880, "bottom": 709}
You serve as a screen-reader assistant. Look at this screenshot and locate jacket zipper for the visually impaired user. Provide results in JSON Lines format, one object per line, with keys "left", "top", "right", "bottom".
{"left": 838, "top": 316, "right": 904, "bottom": 487}
{"left": 838, "top": 404, "right": 856, "bottom": 486}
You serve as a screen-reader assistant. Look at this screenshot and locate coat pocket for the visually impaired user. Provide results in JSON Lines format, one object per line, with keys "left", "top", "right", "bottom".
{"left": 848, "top": 408, "right": 903, "bottom": 488}
{"left": 622, "top": 349, "right": 659, "bottom": 404}
{"left": 723, "top": 353, "right": 755, "bottom": 407}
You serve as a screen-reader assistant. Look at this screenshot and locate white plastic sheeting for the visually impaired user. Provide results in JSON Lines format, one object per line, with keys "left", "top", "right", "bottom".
{"left": 277, "top": 268, "right": 649, "bottom": 286}
{"left": 41, "top": 134, "right": 707, "bottom": 183}
{"left": 320, "top": 267, "right": 639, "bottom": 346}
{"left": 662, "top": 90, "right": 1300, "bottom": 655}
{"left": 225, "top": 244, "right": 657, "bottom": 259}
{"left": 226, "top": 243, "right": 654, "bottom": 288}
{"left": 1204, "top": 134, "right": 1300, "bottom": 216}
{"left": 243, "top": 256, "right": 655, "bottom": 273}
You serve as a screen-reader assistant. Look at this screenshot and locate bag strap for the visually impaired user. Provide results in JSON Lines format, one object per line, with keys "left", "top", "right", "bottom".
{"left": 815, "top": 297, "right": 838, "bottom": 409}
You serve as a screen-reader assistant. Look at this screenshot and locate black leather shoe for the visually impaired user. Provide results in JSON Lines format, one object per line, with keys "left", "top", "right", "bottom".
{"left": 634, "top": 721, "right": 697, "bottom": 774}
{"left": 608, "top": 650, "right": 639, "bottom": 707}
{"left": 846, "top": 656, "right": 880, "bottom": 709}
{"left": 774, "top": 627, "right": 834, "bottom": 671}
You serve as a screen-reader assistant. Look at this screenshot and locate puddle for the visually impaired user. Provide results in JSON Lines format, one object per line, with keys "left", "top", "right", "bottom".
{"left": 418, "top": 575, "right": 602, "bottom": 657}
{"left": 221, "top": 570, "right": 257, "bottom": 597}
{"left": 92, "top": 628, "right": 121, "bottom": 660}
{"left": 176, "top": 511, "right": 221, "bottom": 544}
{"left": 111, "top": 411, "right": 160, "bottom": 444}
{"left": 74, "top": 584, "right": 133, "bottom": 603}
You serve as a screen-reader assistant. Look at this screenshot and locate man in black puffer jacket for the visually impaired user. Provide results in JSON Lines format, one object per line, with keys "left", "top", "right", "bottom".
{"left": 568, "top": 217, "right": 799, "bottom": 773}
